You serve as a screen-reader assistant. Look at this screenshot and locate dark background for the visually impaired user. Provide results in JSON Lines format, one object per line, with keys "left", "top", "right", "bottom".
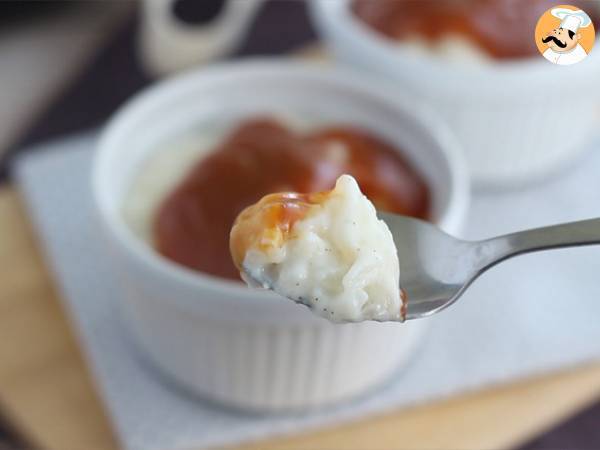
{"left": 0, "top": 1, "right": 598, "bottom": 449}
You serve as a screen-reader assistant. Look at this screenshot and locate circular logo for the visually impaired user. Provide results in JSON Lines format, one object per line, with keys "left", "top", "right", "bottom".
{"left": 535, "top": 4, "right": 596, "bottom": 65}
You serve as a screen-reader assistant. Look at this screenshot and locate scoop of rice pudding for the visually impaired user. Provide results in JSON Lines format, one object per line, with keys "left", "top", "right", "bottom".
{"left": 230, "top": 174, "right": 404, "bottom": 322}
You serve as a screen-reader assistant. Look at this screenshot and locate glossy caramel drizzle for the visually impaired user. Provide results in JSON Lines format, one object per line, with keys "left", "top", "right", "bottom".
{"left": 230, "top": 191, "right": 329, "bottom": 270}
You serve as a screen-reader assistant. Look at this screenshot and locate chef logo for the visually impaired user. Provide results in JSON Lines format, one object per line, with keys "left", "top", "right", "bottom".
{"left": 535, "top": 5, "right": 595, "bottom": 65}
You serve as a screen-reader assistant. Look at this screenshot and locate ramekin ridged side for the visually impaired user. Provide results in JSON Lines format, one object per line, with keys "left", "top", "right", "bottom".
{"left": 432, "top": 88, "right": 599, "bottom": 186}
{"left": 120, "top": 287, "right": 428, "bottom": 410}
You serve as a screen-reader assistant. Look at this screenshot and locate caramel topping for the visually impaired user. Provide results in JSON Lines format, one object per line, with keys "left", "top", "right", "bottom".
{"left": 153, "top": 118, "right": 430, "bottom": 280}
{"left": 230, "top": 191, "right": 329, "bottom": 270}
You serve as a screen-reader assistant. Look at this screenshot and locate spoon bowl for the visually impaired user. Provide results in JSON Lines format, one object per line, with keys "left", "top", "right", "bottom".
{"left": 379, "top": 213, "right": 481, "bottom": 320}
{"left": 380, "top": 212, "right": 600, "bottom": 320}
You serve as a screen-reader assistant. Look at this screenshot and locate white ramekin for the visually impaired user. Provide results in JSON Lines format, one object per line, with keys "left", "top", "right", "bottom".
{"left": 310, "top": 0, "right": 600, "bottom": 187}
{"left": 93, "top": 60, "right": 469, "bottom": 412}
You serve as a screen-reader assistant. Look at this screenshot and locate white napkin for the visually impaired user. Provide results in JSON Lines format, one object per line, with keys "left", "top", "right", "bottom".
{"left": 14, "top": 132, "right": 600, "bottom": 450}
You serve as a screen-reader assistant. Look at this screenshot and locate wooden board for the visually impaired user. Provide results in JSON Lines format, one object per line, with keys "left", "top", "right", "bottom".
{"left": 0, "top": 184, "right": 599, "bottom": 450}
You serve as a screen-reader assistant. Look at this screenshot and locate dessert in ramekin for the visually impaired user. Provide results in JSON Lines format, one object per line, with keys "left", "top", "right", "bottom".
{"left": 310, "top": 0, "right": 600, "bottom": 187}
{"left": 93, "top": 60, "right": 468, "bottom": 411}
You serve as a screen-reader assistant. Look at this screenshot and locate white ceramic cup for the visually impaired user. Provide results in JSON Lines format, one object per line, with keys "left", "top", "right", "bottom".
{"left": 310, "top": 0, "right": 600, "bottom": 187}
{"left": 93, "top": 60, "right": 469, "bottom": 411}
{"left": 139, "top": 0, "right": 264, "bottom": 77}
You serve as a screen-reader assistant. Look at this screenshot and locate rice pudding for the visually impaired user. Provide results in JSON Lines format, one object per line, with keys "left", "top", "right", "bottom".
{"left": 230, "top": 174, "right": 404, "bottom": 322}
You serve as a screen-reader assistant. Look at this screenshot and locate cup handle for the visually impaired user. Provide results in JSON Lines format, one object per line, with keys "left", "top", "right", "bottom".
{"left": 139, "top": 0, "right": 264, "bottom": 77}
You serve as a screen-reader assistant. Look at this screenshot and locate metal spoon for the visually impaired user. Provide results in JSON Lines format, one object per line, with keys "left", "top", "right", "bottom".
{"left": 379, "top": 212, "right": 600, "bottom": 320}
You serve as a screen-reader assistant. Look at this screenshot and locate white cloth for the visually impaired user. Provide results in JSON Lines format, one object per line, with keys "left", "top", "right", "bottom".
{"left": 543, "top": 43, "right": 588, "bottom": 65}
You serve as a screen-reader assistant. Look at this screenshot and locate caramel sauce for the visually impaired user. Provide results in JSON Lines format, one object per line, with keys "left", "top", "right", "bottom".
{"left": 229, "top": 191, "right": 328, "bottom": 271}
{"left": 400, "top": 288, "right": 408, "bottom": 322}
{"left": 154, "top": 118, "right": 430, "bottom": 280}
{"left": 352, "top": 0, "right": 595, "bottom": 59}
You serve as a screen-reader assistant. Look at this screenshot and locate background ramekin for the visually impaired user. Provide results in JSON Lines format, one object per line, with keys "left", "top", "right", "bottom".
{"left": 310, "top": 0, "right": 600, "bottom": 187}
{"left": 93, "top": 60, "right": 469, "bottom": 411}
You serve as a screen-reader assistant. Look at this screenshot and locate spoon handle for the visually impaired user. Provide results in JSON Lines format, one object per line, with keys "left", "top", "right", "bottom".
{"left": 475, "top": 218, "right": 600, "bottom": 271}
